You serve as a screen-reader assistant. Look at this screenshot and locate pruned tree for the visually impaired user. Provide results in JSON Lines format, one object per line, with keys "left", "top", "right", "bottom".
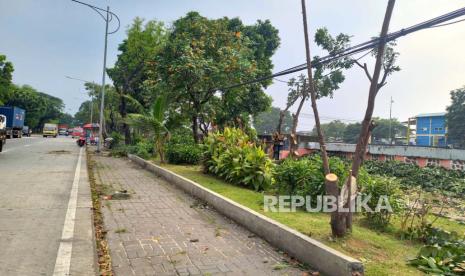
{"left": 351, "top": 1, "right": 399, "bottom": 178}
{"left": 330, "top": 0, "right": 397, "bottom": 237}
{"left": 285, "top": 27, "right": 353, "bottom": 158}
{"left": 254, "top": 106, "right": 292, "bottom": 135}
{"left": 286, "top": 75, "right": 309, "bottom": 157}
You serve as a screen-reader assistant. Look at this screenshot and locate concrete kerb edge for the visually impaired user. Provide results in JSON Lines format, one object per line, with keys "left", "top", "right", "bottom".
{"left": 82, "top": 147, "right": 99, "bottom": 275}
{"left": 127, "top": 154, "right": 364, "bottom": 276}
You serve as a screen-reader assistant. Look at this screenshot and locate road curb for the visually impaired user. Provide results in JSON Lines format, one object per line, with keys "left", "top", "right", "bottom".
{"left": 66, "top": 146, "right": 99, "bottom": 275}
{"left": 128, "top": 154, "right": 364, "bottom": 276}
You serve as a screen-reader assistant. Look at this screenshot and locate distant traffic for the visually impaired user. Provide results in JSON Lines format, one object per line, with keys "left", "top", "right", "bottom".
{"left": 0, "top": 105, "right": 92, "bottom": 153}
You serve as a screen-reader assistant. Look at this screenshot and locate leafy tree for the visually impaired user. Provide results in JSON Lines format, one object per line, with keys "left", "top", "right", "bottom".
{"left": 343, "top": 122, "right": 362, "bottom": 143}
{"left": 155, "top": 12, "right": 279, "bottom": 143}
{"left": 107, "top": 18, "right": 167, "bottom": 144}
{"left": 127, "top": 96, "right": 170, "bottom": 162}
{"left": 75, "top": 83, "right": 132, "bottom": 133}
{"left": 213, "top": 19, "right": 278, "bottom": 131}
{"left": 6, "top": 84, "right": 64, "bottom": 130}
{"left": 446, "top": 87, "right": 465, "bottom": 148}
{"left": 312, "top": 120, "right": 347, "bottom": 141}
{"left": 0, "top": 54, "right": 14, "bottom": 105}
{"left": 74, "top": 100, "right": 94, "bottom": 126}
{"left": 371, "top": 117, "right": 406, "bottom": 142}
{"left": 254, "top": 106, "right": 292, "bottom": 135}
{"left": 58, "top": 113, "right": 75, "bottom": 126}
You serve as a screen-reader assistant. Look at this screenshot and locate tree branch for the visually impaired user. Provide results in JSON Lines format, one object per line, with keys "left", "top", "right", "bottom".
{"left": 377, "top": 69, "right": 389, "bottom": 91}
{"left": 355, "top": 60, "right": 373, "bottom": 82}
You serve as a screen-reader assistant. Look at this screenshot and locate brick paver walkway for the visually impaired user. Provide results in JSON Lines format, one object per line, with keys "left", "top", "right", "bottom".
{"left": 93, "top": 155, "right": 308, "bottom": 276}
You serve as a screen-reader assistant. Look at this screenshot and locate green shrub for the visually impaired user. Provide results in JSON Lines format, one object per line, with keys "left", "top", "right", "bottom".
{"left": 167, "top": 144, "right": 203, "bottom": 164}
{"left": 110, "top": 145, "right": 129, "bottom": 157}
{"left": 204, "top": 127, "right": 273, "bottom": 191}
{"left": 359, "top": 175, "right": 404, "bottom": 229}
{"left": 109, "top": 131, "right": 124, "bottom": 147}
{"left": 274, "top": 155, "right": 370, "bottom": 197}
{"left": 166, "top": 129, "right": 202, "bottom": 164}
{"left": 133, "top": 141, "right": 153, "bottom": 160}
{"left": 364, "top": 160, "right": 465, "bottom": 197}
{"left": 409, "top": 227, "right": 465, "bottom": 274}
{"left": 274, "top": 158, "right": 325, "bottom": 202}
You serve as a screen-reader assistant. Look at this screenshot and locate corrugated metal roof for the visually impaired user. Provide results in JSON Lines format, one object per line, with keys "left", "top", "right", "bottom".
{"left": 415, "top": 112, "right": 446, "bottom": 118}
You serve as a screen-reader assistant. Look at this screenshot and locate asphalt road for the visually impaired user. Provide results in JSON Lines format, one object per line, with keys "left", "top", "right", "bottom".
{"left": 0, "top": 136, "right": 96, "bottom": 276}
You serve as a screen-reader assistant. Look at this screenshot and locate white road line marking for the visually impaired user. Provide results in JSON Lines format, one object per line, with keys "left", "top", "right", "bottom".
{"left": 53, "top": 147, "right": 83, "bottom": 276}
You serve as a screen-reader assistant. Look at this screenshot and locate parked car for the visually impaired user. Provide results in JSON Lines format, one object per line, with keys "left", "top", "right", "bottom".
{"left": 22, "top": 126, "right": 32, "bottom": 137}
{"left": 0, "top": 115, "right": 6, "bottom": 152}
{"left": 58, "top": 128, "right": 68, "bottom": 136}
{"left": 43, "top": 123, "right": 58, "bottom": 138}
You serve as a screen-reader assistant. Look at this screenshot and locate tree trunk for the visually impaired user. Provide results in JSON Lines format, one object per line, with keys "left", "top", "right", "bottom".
{"left": 290, "top": 91, "right": 306, "bottom": 158}
{"left": 325, "top": 174, "right": 347, "bottom": 237}
{"left": 192, "top": 115, "right": 199, "bottom": 144}
{"left": 119, "top": 93, "right": 131, "bottom": 145}
{"left": 351, "top": 0, "right": 396, "bottom": 178}
{"left": 277, "top": 110, "right": 285, "bottom": 134}
{"left": 300, "top": 0, "right": 330, "bottom": 175}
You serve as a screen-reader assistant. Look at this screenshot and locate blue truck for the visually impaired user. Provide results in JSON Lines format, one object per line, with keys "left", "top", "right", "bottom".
{"left": 0, "top": 106, "right": 25, "bottom": 139}
{"left": 0, "top": 114, "right": 6, "bottom": 152}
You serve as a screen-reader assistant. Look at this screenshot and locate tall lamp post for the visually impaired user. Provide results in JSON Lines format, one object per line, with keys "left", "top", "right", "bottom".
{"left": 389, "top": 96, "right": 394, "bottom": 145}
{"left": 65, "top": 75, "right": 96, "bottom": 124}
{"left": 70, "top": 0, "right": 120, "bottom": 152}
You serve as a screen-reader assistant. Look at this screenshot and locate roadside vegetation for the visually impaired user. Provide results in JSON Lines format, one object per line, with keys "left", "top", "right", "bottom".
{"left": 0, "top": 54, "right": 73, "bottom": 131}
{"left": 68, "top": 8, "right": 464, "bottom": 276}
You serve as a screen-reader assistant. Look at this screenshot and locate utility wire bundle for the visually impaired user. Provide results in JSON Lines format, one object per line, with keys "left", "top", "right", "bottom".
{"left": 215, "top": 6, "right": 465, "bottom": 92}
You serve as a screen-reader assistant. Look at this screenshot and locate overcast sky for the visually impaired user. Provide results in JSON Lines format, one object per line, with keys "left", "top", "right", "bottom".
{"left": 1, "top": 0, "right": 464, "bottom": 130}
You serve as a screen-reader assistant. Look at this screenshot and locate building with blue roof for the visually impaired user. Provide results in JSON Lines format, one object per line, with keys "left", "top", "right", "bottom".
{"left": 415, "top": 112, "right": 448, "bottom": 147}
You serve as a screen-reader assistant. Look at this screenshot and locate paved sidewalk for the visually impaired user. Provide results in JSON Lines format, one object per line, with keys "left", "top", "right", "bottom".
{"left": 92, "top": 155, "right": 309, "bottom": 276}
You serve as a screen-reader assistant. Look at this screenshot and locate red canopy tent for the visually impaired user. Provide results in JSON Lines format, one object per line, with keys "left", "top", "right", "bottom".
{"left": 82, "top": 123, "right": 99, "bottom": 144}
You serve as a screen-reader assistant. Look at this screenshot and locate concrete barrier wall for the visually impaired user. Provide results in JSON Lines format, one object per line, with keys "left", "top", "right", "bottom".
{"left": 308, "top": 142, "right": 465, "bottom": 161}
{"left": 128, "top": 154, "right": 364, "bottom": 276}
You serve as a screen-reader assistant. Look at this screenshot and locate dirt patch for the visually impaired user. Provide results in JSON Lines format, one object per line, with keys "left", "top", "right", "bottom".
{"left": 87, "top": 151, "right": 113, "bottom": 276}
{"left": 48, "top": 150, "right": 71, "bottom": 155}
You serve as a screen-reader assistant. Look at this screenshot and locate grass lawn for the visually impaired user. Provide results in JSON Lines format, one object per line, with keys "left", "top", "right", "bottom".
{"left": 159, "top": 163, "right": 465, "bottom": 276}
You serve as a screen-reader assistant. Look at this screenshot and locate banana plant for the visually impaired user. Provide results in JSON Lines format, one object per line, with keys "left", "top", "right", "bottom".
{"left": 126, "top": 96, "right": 170, "bottom": 163}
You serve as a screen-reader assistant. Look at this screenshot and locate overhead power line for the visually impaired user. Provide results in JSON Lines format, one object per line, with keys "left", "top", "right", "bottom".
{"left": 207, "top": 6, "right": 465, "bottom": 93}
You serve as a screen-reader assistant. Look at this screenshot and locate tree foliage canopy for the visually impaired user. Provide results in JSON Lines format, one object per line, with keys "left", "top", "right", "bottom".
{"left": 254, "top": 106, "right": 292, "bottom": 135}
{"left": 5, "top": 84, "right": 64, "bottom": 129}
{"left": 154, "top": 12, "right": 279, "bottom": 141}
{"left": 446, "top": 87, "right": 465, "bottom": 148}
{"left": 0, "top": 54, "right": 14, "bottom": 105}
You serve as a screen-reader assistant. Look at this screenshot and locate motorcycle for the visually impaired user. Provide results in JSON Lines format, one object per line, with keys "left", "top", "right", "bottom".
{"left": 77, "top": 136, "right": 86, "bottom": 147}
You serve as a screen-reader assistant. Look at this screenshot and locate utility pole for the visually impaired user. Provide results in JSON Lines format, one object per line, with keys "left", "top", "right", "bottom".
{"left": 389, "top": 96, "right": 393, "bottom": 144}
{"left": 65, "top": 75, "right": 95, "bottom": 124}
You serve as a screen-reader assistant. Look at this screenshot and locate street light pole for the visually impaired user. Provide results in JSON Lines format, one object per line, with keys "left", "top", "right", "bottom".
{"left": 389, "top": 96, "right": 394, "bottom": 145}
{"left": 65, "top": 76, "right": 96, "bottom": 124}
{"left": 70, "top": 0, "right": 120, "bottom": 152}
{"left": 97, "top": 6, "right": 110, "bottom": 152}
